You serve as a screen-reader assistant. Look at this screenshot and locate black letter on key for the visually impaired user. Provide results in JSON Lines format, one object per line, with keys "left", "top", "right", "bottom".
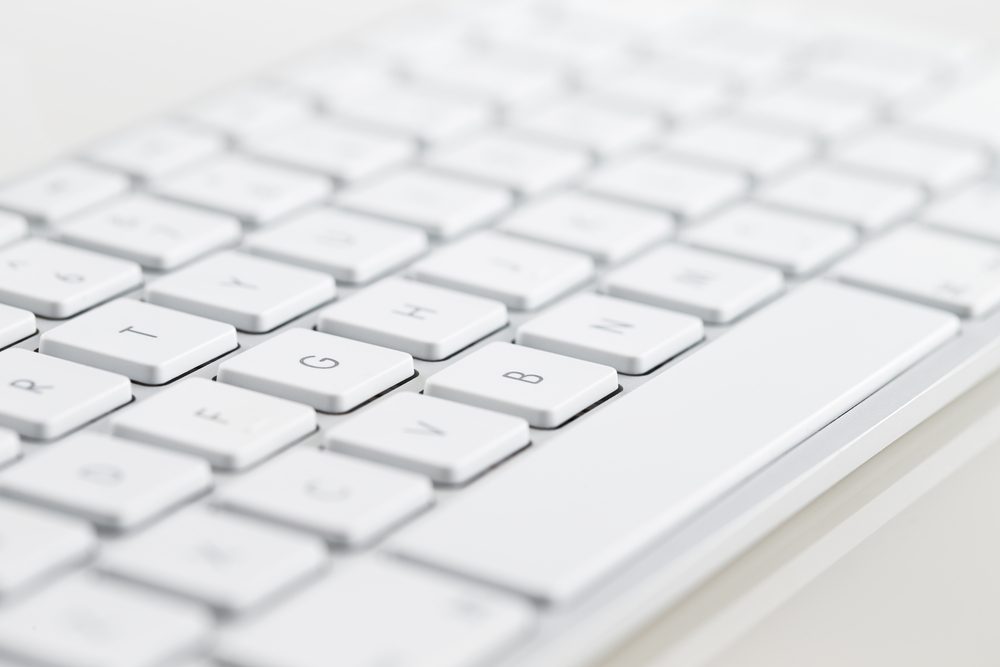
{"left": 392, "top": 303, "right": 437, "bottom": 320}
{"left": 119, "top": 325, "right": 158, "bottom": 339}
{"left": 299, "top": 355, "right": 339, "bottom": 369}
{"left": 10, "top": 379, "right": 52, "bottom": 394}
{"left": 502, "top": 371, "right": 543, "bottom": 384}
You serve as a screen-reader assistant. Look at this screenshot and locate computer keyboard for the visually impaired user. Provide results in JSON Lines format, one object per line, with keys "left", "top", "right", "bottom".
{"left": 0, "top": 1, "right": 1000, "bottom": 666}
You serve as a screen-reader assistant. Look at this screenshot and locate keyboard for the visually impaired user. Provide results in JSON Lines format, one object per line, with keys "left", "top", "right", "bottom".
{"left": 1, "top": 1, "right": 1000, "bottom": 665}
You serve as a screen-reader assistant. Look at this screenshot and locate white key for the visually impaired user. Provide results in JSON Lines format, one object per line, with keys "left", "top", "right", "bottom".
{"left": 337, "top": 169, "right": 513, "bottom": 239}
{"left": 585, "top": 154, "right": 749, "bottom": 220}
{"left": 0, "top": 304, "right": 35, "bottom": 348}
{"left": 218, "top": 328, "right": 413, "bottom": 413}
{"left": 499, "top": 191, "right": 673, "bottom": 264}
{"left": 181, "top": 83, "right": 313, "bottom": 139}
{"left": 588, "top": 63, "right": 732, "bottom": 119}
{"left": 0, "top": 499, "right": 95, "bottom": 596}
{"left": 834, "top": 128, "right": 989, "bottom": 190}
{"left": 0, "top": 238, "right": 142, "bottom": 318}
{"left": 923, "top": 181, "right": 1000, "bottom": 244}
{"left": 512, "top": 96, "right": 660, "bottom": 154}
{"left": 0, "top": 429, "right": 17, "bottom": 467}
{"left": 0, "top": 574, "right": 210, "bottom": 667}
{"left": 906, "top": 73, "right": 1000, "bottom": 148}
{"left": 58, "top": 194, "right": 242, "bottom": 270}
{"left": 112, "top": 377, "right": 316, "bottom": 470}
{"left": 86, "top": 121, "right": 224, "bottom": 180}
{"left": 424, "top": 341, "right": 618, "bottom": 428}
{"left": 244, "top": 207, "right": 427, "bottom": 284}
{"left": 684, "top": 203, "right": 859, "bottom": 276}
{"left": 391, "top": 282, "right": 958, "bottom": 602}
{"left": 757, "top": 164, "right": 924, "bottom": 232}
{"left": 99, "top": 507, "right": 326, "bottom": 613}
{"left": 804, "top": 42, "right": 941, "bottom": 99}
{"left": 410, "top": 231, "right": 593, "bottom": 310}
{"left": 516, "top": 293, "right": 704, "bottom": 374}
{"left": 603, "top": 245, "right": 785, "bottom": 323}
{"left": 318, "top": 277, "right": 507, "bottom": 361}
{"left": 325, "top": 392, "right": 529, "bottom": 484}
{"left": 145, "top": 251, "right": 335, "bottom": 333}
{"left": 658, "top": 118, "right": 815, "bottom": 179}
{"left": 0, "top": 211, "right": 27, "bottom": 247}
{"left": 246, "top": 118, "right": 416, "bottom": 182}
{"left": 277, "top": 51, "right": 400, "bottom": 105}
{"left": 413, "top": 52, "right": 565, "bottom": 109}
{"left": 426, "top": 133, "right": 589, "bottom": 195}
{"left": 0, "top": 348, "right": 132, "bottom": 440}
{"left": 737, "top": 83, "right": 876, "bottom": 137}
{"left": 40, "top": 299, "right": 237, "bottom": 384}
{"left": 215, "top": 557, "right": 533, "bottom": 667}
{"left": 0, "top": 162, "right": 129, "bottom": 223}
{"left": 835, "top": 226, "right": 1000, "bottom": 317}
{"left": 154, "top": 155, "right": 330, "bottom": 227}
{"left": 0, "top": 433, "right": 211, "bottom": 529}
{"left": 215, "top": 448, "right": 432, "bottom": 545}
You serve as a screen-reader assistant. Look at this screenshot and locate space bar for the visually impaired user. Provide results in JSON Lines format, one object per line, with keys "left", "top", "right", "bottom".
{"left": 390, "top": 282, "right": 959, "bottom": 603}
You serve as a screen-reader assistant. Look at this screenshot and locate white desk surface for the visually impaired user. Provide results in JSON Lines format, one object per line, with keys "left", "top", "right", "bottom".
{"left": 2, "top": 2, "right": 1000, "bottom": 666}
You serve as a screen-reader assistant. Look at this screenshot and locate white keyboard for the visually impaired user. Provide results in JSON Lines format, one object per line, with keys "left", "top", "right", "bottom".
{"left": 2, "top": 1, "right": 1000, "bottom": 666}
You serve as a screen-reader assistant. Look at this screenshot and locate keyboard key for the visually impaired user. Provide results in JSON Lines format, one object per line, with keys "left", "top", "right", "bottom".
{"left": 40, "top": 299, "right": 237, "bottom": 384}
{"left": 58, "top": 194, "right": 242, "bottom": 270}
{"left": 99, "top": 507, "right": 327, "bottom": 613}
{"left": 0, "top": 238, "right": 142, "bottom": 318}
{"left": 499, "top": 191, "right": 673, "bottom": 263}
{"left": 0, "top": 574, "right": 210, "bottom": 667}
{"left": 585, "top": 154, "right": 749, "bottom": 220}
{"left": 603, "top": 245, "right": 785, "bottom": 323}
{"left": 413, "top": 52, "right": 565, "bottom": 109}
{"left": 244, "top": 207, "right": 427, "bottom": 284}
{"left": 86, "top": 121, "right": 224, "bottom": 180}
{"left": 180, "top": 83, "right": 313, "bottom": 139}
{"left": 145, "top": 251, "right": 335, "bottom": 333}
{"left": 922, "top": 181, "right": 1000, "bottom": 244}
{"left": 0, "top": 348, "right": 131, "bottom": 440}
{"left": 757, "top": 164, "right": 924, "bottom": 232}
{"left": 906, "top": 72, "right": 1000, "bottom": 148}
{"left": 512, "top": 96, "right": 660, "bottom": 154}
{"left": 0, "top": 499, "right": 95, "bottom": 596}
{"left": 737, "top": 83, "right": 876, "bottom": 137}
{"left": 0, "top": 429, "right": 17, "bottom": 467}
{"left": 683, "top": 203, "right": 858, "bottom": 276}
{"left": 426, "top": 133, "right": 589, "bottom": 195}
{"left": 0, "top": 211, "right": 28, "bottom": 247}
{"left": 588, "top": 62, "right": 732, "bottom": 119}
{"left": 516, "top": 293, "right": 704, "bottom": 374}
{"left": 835, "top": 226, "right": 1000, "bottom": 317}
{"left": 317, "top": 277, "right": 506, "bottom": 360}
{"left": 337, "top": 169, "right": 513, "bottom": 239}
{"left": 803, "top": 41, "right": 942, "bottom": 99}
{"left": 424, "top": 341, "right": 618, "bottom": 428}
{"left": 0, "top": 432, "right": 211, "bottom": 529}
{"left": 154, "top": 155, "right": 330, "bottom": 227}
{"left": 0, "top": 162, "right": 129, "bottom": 223}
{"left": 277, "top": 50, "right": 400, "bottom": 105}
{"left": 215, "top": 447, "right": 432, "bottom": 545}
{"left": 410, "top": 231, "right": 593, "bottom": 310}
{"left": 218, "top": 328, "right": 413, "bottom": 413}
{"left": 215, "top": 557, "right": 533, "bottom": 667}
{"left": 0, "top": 304, "right": 34, "bottom": 348}
{"left": 391, "top": 282, "right": 958, "bottom": 602}
{"left": 112, "top": 377, "right": 316, "bottom": 470}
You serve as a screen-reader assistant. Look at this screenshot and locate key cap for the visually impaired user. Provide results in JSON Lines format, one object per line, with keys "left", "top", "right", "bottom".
{"left": 0, "top": 429, "right": 17, "bottom": 467}
{"left": 587, "top": 62, "right": 732, "bottom": 119}
{"left": 0, "top": 304, "right": 34, "bottom": 348}
{"left": 736, "top": 83, "right": 876, "bottom": 137}
{"left": 835, "top": 226, "right": 1000, "bottom": 317}
{"left": 499, "top": 191, "right": 673, "bottom": 264}
{"left": 277, "top": 50, "right": 400, "bottom": 106}
{"left": 922, "top": 181, "right": 1000, "bottom": 244}
{"left": 180, "top": 83, "right": 313, "bottom": 139}
{"left": 424, "top": 341, "right": 618, "bottom": 428}
{"left": 803, "top": 41, "right": 942, "bottom": 99}
{"left": 58, "top": 194, "right": 242, "bottom": 270}
{"left": 145, "top": 251, "right": 335, "bottom": 333}
{"left": 246, "top": 118, "right": 416, "bottom": 182}
{"left": 0, "top": 432, "right": 211, "bottom": 529}
{"left": 512, "top": 96, "right": 660, "bottom": 154}
{"left": 516, "top": 292, "right": 704, "bottom": 374}
{"left": 426, "top": 133, "right": 589, "bottom": 195}
{"left": 0, "top": 574, "right": 210, "bottom": 667}
{"left": 757, "top": 164, "right": 924, "bottom": 232}
{"left": 40, "top": 299, "right": 237, "bottom": 384}
{"left": 0, "top": 499, "right": 95, "bottom": 596}
{"left": 602, "top": 245, "right": 785, "bottom": 323}
{"left": 218, "top": 328, "right": 413, "bottom": 413}
{"left": 337, "top": 168, "right": 513, "bottom": 239}
{"left": 215, "top": 557, "right": 533, "bottom": 667}
{"left": 317, "top": 277, "right": 506, "bottom": 361}
{"left": 244, "top": 206, "right": 427, "bottom": 284}
{"left": 906, "top": 73, "right": 1000, "bottom": 148}
{"left": 112, "top": 377, "right": 316, "bottom": 470}
{"left": 390, "top": 282, "right": 959, "bottom": 602}
{"left": 0, "top": 211, "right": 27, "bottom": 247}
{"left": 86, "top": 121, "right": 224, "bottom": 180}
{"left": 0, "top": 348, "right": 132, "bottom": 440}
{"left": 0, "top": 162, "right": 129, "bottom": 223}
{"left": 684, "top": 203, "right": 858, "bottom": 276}
{"left": 154, "top": 155, "right": 330, "bottom": 227}
{"left": 215, "top": 447, "right": 432, "bottom": 545}
{"left": 100, "top": 507, "right": 326, "bottom": 614}
{"left": 413, "top": 52, "right": 565, "bottom": 109}
{"left": 585, "top": 154, "right": 749, "bottom": 220}
{"left": 410, "top": 231, "right": 593, "bottom": 310}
